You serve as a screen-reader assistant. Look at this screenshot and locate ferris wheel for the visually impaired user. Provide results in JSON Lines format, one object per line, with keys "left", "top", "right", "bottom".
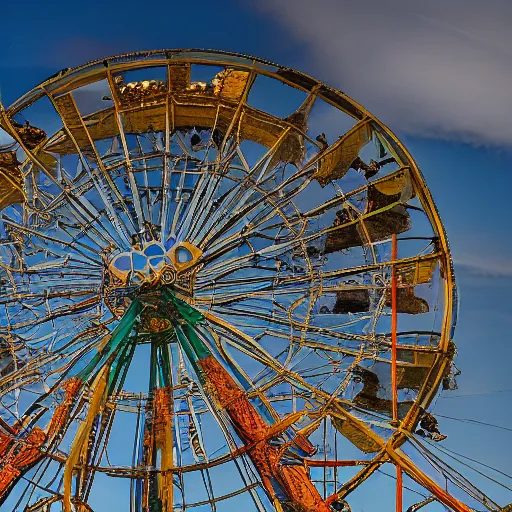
{"left": 0, "top": 49, "right": 505, "bottom": 512}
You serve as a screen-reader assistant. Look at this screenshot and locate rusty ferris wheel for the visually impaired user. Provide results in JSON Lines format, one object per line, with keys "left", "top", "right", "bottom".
{"left": 0, "top": 49, "right": 507, "bottom": 512}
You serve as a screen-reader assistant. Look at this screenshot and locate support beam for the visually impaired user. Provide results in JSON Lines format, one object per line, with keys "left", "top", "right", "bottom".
{"left": 392, "top": 233, "right": 399, "bottom": 424}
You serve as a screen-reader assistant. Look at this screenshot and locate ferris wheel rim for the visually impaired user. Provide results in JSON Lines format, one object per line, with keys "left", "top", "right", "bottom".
{"left": 0, "top": 48, "right": 464, "bottom": 511}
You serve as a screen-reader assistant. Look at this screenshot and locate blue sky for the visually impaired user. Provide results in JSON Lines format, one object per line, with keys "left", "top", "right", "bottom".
{"left": 1, "top": 0, "right": 511, "bottom": 509}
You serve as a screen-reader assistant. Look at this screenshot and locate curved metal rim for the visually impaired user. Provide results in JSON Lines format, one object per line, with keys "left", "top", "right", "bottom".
{"left": 2, "top": 47, "right": 456, "bottom": 437}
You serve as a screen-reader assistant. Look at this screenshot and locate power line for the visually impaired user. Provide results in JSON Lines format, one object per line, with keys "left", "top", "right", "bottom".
{"left": 428, "top": 442, "right": 512, "bottom": 483}
{"left": 436, "top": 413, "right": 512, "bottom": 433}
{"left": 439, "top": 389, "right": 512, "bottom": 399}
{"left": 426, "top": 441, "right": 512, "bottom": 493}
{"left": 409, "top": 436, "right": 500, "bottom": 509}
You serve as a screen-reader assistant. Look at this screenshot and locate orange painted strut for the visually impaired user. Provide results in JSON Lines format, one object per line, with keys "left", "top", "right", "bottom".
{"left": 141, "top": 386, "right": 174, "bottom": 512}
{"left": 391, "top": 233, "right": 398, "bottom": 424}
{"left": 388, "top": 448, "right": 473, "bottom": 512}
{"left": 0, "top": 377, "right": 81, "bottom": 501}
{"left": 306, "top": 459, "right": 367, "bottom": 468}
{"left": 199, "top": 355, "right": 332, "bottom": 512}
{"left": 391, "top": 233, "right": 401, "bottom": 511}
{"left": 396, "top": 466, "right": 403, "bottom": 512}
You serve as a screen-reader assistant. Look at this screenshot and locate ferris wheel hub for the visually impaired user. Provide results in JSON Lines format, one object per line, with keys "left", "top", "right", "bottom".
{"left": 103, "top": 238, "right": 202, "bottom": 315}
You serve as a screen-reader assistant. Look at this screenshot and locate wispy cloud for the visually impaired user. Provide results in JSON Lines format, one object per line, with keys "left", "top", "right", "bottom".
{"left": 454, "top": 258, "right": 512, "bottom": 279}
{"left": 254, "top": 0, "right": 512, "bottom": 146}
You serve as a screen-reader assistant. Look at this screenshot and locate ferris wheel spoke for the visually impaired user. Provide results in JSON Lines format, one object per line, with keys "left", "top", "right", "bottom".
{"left": 199, "top": 204, "right": 411, "bottom": 283}
{"left": 69, "top": 190, "right": 134, "bottom": 250}
{"left": 198, "top": 203, "right": 365, "bottom": 277}
{"left": 194, "top": 136, "right": 291, "bottom": 243}
{"left": 1, "top": 307, "right": 113, "bottom": 386}
{"left": 198, "top": 168, "right": 312, "bottom": 253}
{"left": 197, "top": 251, "right": 440, "bottom": 299}
{"left": 0, "top": 258, "right": 101, "bottom": 285}
{"left": 206, "top": 167, "right": 415, "bottom": 265}
{"left": 25, "top": 230, "right": 102, "bottom": 262}
{"left": 194, "top": 271, "right": 278, "bottom": 294}
{"left": 47, "top": 92, "right": 138, "bottom": 243}
{"left": 0, "top": 336, "right": 95, "bottom": 399}
{"left": 197, "top": 198, "right": 304, "bottom": 264}
{"left": 51, "top": 191, "right": 124, "bottom": 250}
{"left": 193, "top": 274, "right": 320, "bottom": 305}
{"left": 206, "top": 305, "right": 372, "bottom": 347}
{"left": 199, "top": 234, "right": 308, "bottom": 276}
{"left": 182, "top": 167, "right": 244, "bottom": 245}
{"left": 52, "top": 210, "right": 114, "bottom": 254}
{"left": 4, "top": 344, "right": 97, "bottom": 426}
{"left": 182, "top": 153, "right": 251, "bottom": 243}
{"left": 105, "top": 72, "right": 146, "bottom": 231}
{"left": 177, "top": 173, "right": 242, "bottom": 246}
{"left": 203, "top": 310, "right": 362, "bottom": 390}
{"left": 0, "top": 296, "right": 102, "bottom": 332}
{"left": 196, "top": 149, "right": 312, "bottom": 250}
{"left": 195, "top": 275, "right": 389, "bottom": 312}
{"left": 1, "top": 217, "right": 103, "bottom": 267}
{"left": 73, "top": 163, "right": 134, "bottom": 249}
{"left": 203, "top": 315, "right": 388, "bottom": 458}
{"left": 174, "top": 167, "right": 223, "bottom": 242}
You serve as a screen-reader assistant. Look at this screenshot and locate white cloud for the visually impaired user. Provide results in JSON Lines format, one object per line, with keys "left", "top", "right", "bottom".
{"left": 454, "top": 257, "right": 512, "bottom": 278}
{"left": 255, "top": 0, "right": 512, "bottom": 146}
